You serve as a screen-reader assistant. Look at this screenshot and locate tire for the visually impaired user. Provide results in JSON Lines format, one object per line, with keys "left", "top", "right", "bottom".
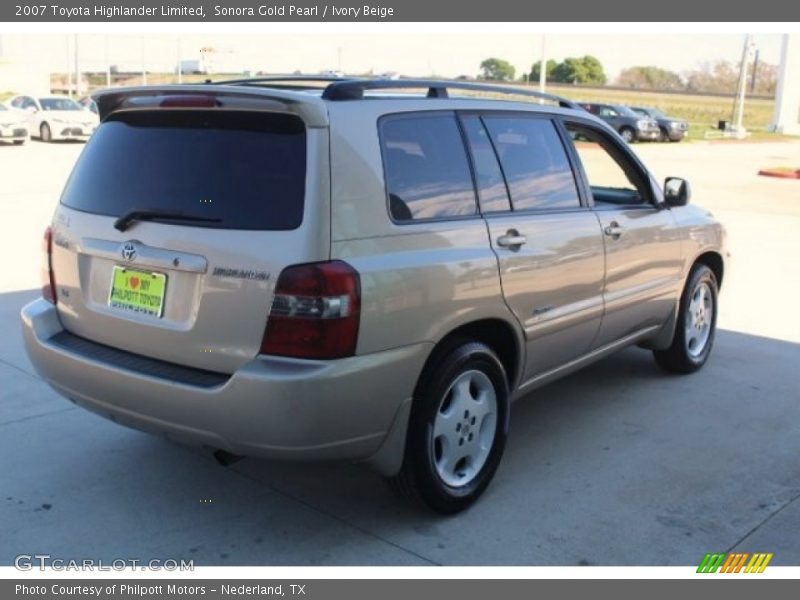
{"left": 13, "top": 139, "right": 25, "bottom": 145}
{"left": 653, "top": 264, "right": 718, "bottom": 373}
{"left": 40, "top": 122, "right": 52, "bottom": 143}
{"left": 388, "top": 340, "right": 509, "bottom": 514}
{"left": 658, "top": 127, "right": 668, "bottom": 143}
{"left": 620, "top": 127, "right": 636, "bottom": 143}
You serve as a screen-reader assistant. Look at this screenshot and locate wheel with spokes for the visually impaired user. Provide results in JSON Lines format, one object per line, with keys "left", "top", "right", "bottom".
{"left": 389, "top": 340, "right": 509, "bottom": 514}
{"left": 653, "top": 263, "right": 718, "bottom": 373}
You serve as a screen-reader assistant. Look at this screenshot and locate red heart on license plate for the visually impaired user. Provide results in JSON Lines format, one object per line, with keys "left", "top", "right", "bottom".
{"left": 129, "top": 277, "right": 140, "bottom": 289}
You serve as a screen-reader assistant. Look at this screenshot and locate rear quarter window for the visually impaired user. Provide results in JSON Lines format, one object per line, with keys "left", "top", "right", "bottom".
{"left": 379, "top": 113, "right": 477, "bottom": 222}
{"left": 60, "top": 110, "right": 306, "bottom": 231}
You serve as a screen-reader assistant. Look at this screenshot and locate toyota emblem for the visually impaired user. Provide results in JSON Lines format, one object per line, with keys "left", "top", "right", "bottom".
{"left": 121, "top": 242, "right": 137, "bottom": 262}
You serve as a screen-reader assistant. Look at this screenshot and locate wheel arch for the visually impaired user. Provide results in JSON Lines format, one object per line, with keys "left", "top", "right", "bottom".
{"left": 694, "top": 250, "right": 724, "bottom": 290}
{"left": 419, "top": 317, "right": 523, "bottom": 394}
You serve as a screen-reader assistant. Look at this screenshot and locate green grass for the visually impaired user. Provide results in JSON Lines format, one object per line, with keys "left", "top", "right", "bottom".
{"left": 546, "top": 83, "right": 775, "bottom": 133}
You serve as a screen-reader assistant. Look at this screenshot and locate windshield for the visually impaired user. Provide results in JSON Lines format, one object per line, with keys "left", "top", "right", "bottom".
{"left": 60, "top": 110, "right": 307, "bottom": 231}
{"left": 40, "top": 98, "right": 82, "bottom": 111}
{"left": 613, "top": 105, "right": 640, "bottom": 118}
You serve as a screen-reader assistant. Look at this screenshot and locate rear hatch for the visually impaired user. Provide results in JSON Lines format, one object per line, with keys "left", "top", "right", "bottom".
{"left": 49, "top": 88, "right": 330, "bottom": 373}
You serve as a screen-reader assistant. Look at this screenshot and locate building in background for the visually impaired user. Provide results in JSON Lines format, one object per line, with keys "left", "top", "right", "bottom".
{"left": 771, "top": 34, "right": 800, "bottom": 135}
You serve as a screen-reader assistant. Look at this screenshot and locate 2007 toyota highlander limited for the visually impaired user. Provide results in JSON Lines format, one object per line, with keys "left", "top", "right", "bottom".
{"left": 21, "top": 78, "right": 727, "bottom": 513}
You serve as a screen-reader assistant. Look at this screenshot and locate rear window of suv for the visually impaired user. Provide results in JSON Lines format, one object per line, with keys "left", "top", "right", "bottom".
{"left": 60, "top": 110, "right": 306, "bottom": 230}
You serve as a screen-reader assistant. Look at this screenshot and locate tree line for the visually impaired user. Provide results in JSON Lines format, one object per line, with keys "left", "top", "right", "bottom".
{"left": 478, "top": 56, "right": 778, "bottom": 95}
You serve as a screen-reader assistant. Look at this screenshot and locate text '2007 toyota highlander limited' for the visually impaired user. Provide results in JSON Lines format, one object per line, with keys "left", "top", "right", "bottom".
{"left": 21, "top": 78, "right": 727, "bottom": 513}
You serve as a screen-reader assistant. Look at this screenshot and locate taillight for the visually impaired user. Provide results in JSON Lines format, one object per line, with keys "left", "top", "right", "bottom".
{"left": 159, "top": 95, "right": 218, "bottom": 108}
{"left": 41, "top": 226, "right": 57, "bottom": 304}
{"left": 260, "top": 261, "right": 360, "bottom": 359}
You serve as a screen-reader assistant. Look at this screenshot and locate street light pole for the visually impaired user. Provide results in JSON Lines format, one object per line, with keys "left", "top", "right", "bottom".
{"left": 733, "top": 34, "right": 754, "bottom": 138}
{"left": 539, "top": 34, "right": 547, "bottom": 95}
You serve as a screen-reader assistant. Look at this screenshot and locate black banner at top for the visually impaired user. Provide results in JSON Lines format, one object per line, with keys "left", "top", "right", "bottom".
{"left": 2, "top": 0, "right": 799, "bottom": 22}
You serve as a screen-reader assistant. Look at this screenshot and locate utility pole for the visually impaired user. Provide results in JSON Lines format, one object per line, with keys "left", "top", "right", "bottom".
{"left": 733, "top": 34, "right": 754, "bottom": 139}
{"left": 73, "top": 34, "right": 79, "bottom": 96}
{"left": 539, "top": 34, "right": 547, "bottom": 95}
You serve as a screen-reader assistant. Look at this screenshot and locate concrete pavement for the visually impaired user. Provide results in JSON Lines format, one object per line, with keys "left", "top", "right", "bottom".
{"left": 1, "top": 139, "right": 798, "bottom": 566}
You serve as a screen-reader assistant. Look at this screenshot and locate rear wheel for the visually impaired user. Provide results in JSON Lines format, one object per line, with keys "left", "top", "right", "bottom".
{"left": 620, "top": 127, "right": 636, "bottom": 143}
{"left": 13, "top": 139, "right": 25, "bottom": 145}
{"left": 389, "top": 340, "right": 509, "bottom": 514}
{"left": 40, "top": 122, "right": 52, "bottom": 143}
{"left": 653, "top": 264, "right": 718, "bottom": 373}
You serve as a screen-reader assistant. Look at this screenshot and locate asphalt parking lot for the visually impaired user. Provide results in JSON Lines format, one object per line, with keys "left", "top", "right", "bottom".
{"left": 1, "top": 138, "right": 799, "bottom": 566}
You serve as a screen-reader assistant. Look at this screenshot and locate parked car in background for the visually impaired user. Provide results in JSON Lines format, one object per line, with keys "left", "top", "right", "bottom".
{"left": 21, "top": 78, "right": 726, "bottom": 513}
{"left": 0, "top": 103, "right": 29, "bottom": 145}
{"left": 6, "top": 94, "right": 99, "bottom": 142}
{"left": 630, "top": 106, "right": 689, "bottom": 142}
{"left": 578, "top": 102, "right": 660, "bottom": 143}
{"left": 77, "top": 96, "right": 99, "bottom": 115}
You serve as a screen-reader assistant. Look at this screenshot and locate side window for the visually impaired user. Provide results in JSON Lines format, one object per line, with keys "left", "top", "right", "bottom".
{"left": 599, "top": 106, "right": 617, "bottom": 118}
{"left": 482, "top": 116, "right": 581, "bottom": 211}
{"left": 460, "top": 115, "right": 511, "bottom": 213}
{"left": 564, "top": 123, "right": 651, "bottom": 206}
{"left": 380, "top": 114, "right": 477, "bottom": 222}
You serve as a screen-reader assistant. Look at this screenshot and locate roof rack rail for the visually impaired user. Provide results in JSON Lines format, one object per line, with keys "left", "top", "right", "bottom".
{"left": 320, "top": 79, "right": 579, "bottom": 109}
{"left": 209, "top": 75, "right": 354, "bottom": 87}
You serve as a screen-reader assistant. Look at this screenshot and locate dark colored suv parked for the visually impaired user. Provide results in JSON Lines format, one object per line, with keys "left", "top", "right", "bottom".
{"left": 578, "top": 102, "right": 660, "bottom": 143}
{"left": 631, "top": 106, "right": 689, "bottom": 142}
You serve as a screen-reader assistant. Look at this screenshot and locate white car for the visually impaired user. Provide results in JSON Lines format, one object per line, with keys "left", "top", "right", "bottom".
{"left": 6, "top": 94, "right": 99, "bottom": 142}
{"left": 0, "top": 103, "right": 29, "bottom": 145}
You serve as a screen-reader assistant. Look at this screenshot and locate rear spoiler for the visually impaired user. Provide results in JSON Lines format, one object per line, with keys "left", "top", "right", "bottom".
{"left": 91, "top": 85, "right": 329, "bottom": 127}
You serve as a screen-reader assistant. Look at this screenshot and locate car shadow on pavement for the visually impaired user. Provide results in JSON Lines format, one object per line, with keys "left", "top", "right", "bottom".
{"left": 2, "top": 287, "right": 798, "bottom": 565}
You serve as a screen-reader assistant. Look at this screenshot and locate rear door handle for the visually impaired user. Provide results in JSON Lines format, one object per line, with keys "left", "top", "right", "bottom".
{"left": 497, "top": 231, "right": 527, "bottom": 248}
{"left": 604, "top": 222, "right": 624, "bottom": 239}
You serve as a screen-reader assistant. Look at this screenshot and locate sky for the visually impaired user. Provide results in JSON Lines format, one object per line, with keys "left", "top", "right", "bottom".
{"left": 0, "top": 32, "right": 785, "bottom": 81}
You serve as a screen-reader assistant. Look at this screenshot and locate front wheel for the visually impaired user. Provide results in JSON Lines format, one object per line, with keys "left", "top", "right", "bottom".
{"left": 388, "top": 340, "right": 509, "bottom": 514}
{"left": 653, "top": 264, "right": 718, "bottom": 373}
{"left": 40, "top": 122, "right": 52, "bottom": 143}
{"left": 620, "top": 127, "right": 636, "bottom": 143}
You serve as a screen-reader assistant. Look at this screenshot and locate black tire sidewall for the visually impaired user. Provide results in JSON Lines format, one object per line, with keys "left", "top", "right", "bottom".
{"left": 41, "top": 123, "right": 51, "bottom": 142}
{"left": 407, "top": 342, "right": 509, "bottom": 512}
{"left": 675, "top": 265, "right": 718, "bottom": 368}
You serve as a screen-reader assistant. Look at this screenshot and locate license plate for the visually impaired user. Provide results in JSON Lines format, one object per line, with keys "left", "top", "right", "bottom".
{"left": 108, "top": 266, "right": 167, "bottom": 318}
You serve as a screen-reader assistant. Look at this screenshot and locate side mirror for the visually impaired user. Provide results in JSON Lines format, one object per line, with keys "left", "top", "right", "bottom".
{"left": 664, "top": 177, "right": 691, "bottom": 207}
{"left": 26, "top": 106, "right": 37, "bottom": 114}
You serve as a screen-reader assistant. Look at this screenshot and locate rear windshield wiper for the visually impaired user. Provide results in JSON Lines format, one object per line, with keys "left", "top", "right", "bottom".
{"left": 114, "top": 209, "right": 222, "bottom": 232}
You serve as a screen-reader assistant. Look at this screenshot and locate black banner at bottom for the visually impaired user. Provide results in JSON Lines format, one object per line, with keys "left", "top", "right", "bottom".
{"left": 3, "top": 579, "right": 797, "bottom": 600}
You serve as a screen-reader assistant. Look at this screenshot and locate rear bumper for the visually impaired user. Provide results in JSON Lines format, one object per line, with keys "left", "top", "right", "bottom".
{"left": 21, "top": 299, "right": 429, "bottom": 471}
